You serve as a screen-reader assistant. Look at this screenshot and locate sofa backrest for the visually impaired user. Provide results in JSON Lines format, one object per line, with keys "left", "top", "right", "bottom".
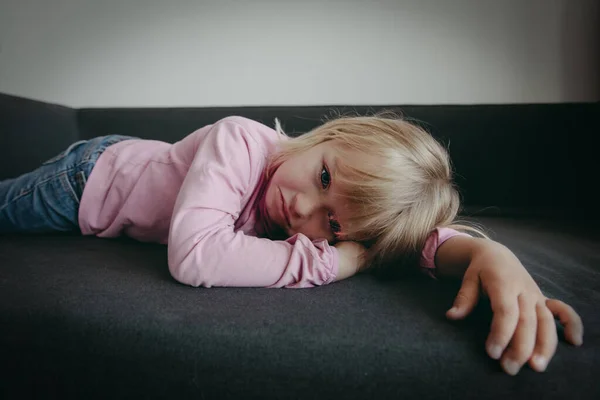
{"left": 2, "top": 93, "right": 598, "bottom": 219}
{"left": 1, "top": 94, "right": 79, "bottom": 181}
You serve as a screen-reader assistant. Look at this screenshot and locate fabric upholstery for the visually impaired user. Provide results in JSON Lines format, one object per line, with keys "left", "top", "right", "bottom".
{"left": 0, "top": 93, "right": 79, "bottom": 180}
{"left": 1, "top": 217, "right": 598, "bottom": 399}
{"left": 0, "top": 93, "right": 598, "bottom": 399}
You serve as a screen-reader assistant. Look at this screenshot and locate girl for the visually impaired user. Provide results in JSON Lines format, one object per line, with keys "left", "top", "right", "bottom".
{"left": 0, "top": 114, "right": 584, "bottom": 376}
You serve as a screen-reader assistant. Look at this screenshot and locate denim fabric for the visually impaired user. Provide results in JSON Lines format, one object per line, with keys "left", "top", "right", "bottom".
{"left": 0, "top": 135, "right": 136, "bottom": 233}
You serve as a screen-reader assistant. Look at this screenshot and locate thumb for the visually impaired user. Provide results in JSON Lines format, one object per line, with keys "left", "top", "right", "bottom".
{"left": 446, "top": 268, "right": 480, "bottom": 320}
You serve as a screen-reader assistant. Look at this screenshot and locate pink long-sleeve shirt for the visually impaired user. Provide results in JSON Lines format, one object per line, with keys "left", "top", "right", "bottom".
{"left": 78, "top": 116, "right": 463, "bottom": 288}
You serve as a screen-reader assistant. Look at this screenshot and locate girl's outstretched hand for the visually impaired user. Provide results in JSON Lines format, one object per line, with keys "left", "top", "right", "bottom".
{"left": 442, "top": 239, "right": 584, "bottom": 376}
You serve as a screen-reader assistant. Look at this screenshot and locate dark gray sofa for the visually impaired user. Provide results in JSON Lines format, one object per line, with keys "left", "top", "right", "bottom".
{"left": 1, "top": 93, "right": 599, "bottom": 399}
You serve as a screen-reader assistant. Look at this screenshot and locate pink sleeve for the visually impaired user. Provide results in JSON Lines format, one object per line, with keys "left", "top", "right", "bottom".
{"left": 419, "top": 227, "right": 471, "bottom": 277}
{"left": 167, "top": 117, "right": 339, "bottom": 288}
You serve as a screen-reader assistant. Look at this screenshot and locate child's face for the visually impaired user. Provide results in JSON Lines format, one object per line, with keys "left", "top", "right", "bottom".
{"left": 264, "top": 141, "right": 350, "bottom": 243}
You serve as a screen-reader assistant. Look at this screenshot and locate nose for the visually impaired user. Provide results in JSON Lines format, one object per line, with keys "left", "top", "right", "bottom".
{"left": 291, "top": 192, "right": 318, "bottom": 220}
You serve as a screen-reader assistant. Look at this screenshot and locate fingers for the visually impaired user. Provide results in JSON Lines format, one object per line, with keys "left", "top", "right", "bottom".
{"left": 499, "top": 294, "right": 537, "bottom": 375}
{"left": 546, "top": 299, "right": 584, "bottom": 346}
{"left": 527, "top": 302, "right": 558, "bottom": 372}
{"left": 447, "top": 267, "right": 480, "bottom": 320}
{"left": 492, "top": 298, "right": 582, "bottom": 376}
{"left": 485, "top": 286, "right": 520, "bottom": 361}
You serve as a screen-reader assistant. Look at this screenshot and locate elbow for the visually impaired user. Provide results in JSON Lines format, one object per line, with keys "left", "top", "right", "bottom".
{"left": 168, "top": 228, "right": 235, "bottom": 288}
{"left": 168, "top": 250, "right": 213, "bottom": 288}
{"left": 168, "top": 257, "right": 190, "bottom": 286}
{"left": 169, "top": 260, "right": 187, "bottom": 284}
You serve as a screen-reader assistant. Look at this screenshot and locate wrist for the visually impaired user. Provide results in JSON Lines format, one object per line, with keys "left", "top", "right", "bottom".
{"left": 435, "top": 236, "right": 499, "bottom": 279}
{"left": 471, "top": 240, "right": 519, "bottom": 271}
{"left": 333, "top": 241, "right": 366, "bottom": 282}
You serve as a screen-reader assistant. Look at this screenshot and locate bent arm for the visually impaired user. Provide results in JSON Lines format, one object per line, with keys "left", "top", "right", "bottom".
{"left": 168, "top": 117, "right": 339, "bottom": 288}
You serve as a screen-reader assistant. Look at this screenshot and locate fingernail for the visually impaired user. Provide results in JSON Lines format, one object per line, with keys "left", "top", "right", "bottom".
{"left": 448, "top": 307, "right": 458, "bottom": 314}
{"left": 488, "top": 344, "right": 502, "bottom": 360}
{"left": 502, "top": 359, "right": 521, "bottom": 376}
{"left": 533, "top": 355, "right": 547, "bottom": 372}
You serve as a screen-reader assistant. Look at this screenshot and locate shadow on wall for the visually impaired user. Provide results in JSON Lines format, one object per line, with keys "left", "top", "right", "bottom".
{"left": 561, "top": 0, "right": 600, "bottom": 101}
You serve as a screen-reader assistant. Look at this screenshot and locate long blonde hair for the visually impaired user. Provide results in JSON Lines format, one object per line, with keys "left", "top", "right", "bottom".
{"left": 266, "top": 112, "right": 486, "bottom": 273}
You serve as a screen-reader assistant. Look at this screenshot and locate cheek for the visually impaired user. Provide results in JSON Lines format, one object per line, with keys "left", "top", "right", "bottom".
{"left": 270, "top": 167, "right": 286, "bottom": 187}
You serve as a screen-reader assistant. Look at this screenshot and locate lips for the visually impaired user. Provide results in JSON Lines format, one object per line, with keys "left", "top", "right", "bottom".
{"left": 278, "top": 186, "right": 291, "bottom": 228}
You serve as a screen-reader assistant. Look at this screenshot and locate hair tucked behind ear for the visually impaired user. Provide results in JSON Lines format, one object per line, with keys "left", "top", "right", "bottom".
{"left": 268, "top": 112, "right": 487, "bottom": 274}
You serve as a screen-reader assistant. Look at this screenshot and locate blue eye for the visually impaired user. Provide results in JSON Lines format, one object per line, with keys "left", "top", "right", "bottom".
{"left": 320, "top": 166, "right": 331, "bottom": 189}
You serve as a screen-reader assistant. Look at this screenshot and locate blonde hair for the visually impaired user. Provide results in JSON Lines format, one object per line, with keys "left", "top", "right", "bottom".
{"left": 266, "top": 112, "right": 487, "bottom": 273}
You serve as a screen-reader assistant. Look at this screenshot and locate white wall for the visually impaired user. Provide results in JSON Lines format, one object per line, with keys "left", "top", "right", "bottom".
{"left": 0, "top": 0, "right": 598, "bottom": 108}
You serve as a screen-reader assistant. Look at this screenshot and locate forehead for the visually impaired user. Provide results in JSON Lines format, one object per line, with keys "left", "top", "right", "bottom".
{"left": 319, "top": 140, "right": 380, "bottom": 176}
{"left": 313, "top": 140, "right": 348, "bottom": 164}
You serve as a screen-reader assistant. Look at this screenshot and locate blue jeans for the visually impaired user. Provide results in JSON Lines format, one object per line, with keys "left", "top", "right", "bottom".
{"left": 0, "top": 135, "right": 136, "bottom": 234}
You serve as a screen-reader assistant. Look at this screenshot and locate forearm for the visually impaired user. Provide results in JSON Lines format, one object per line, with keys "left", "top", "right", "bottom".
{"left": 435, "top": 235, "right": 506, "bottom": 279}
{"left": 334, "top": 241, "right": 367, "bottom": 282}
